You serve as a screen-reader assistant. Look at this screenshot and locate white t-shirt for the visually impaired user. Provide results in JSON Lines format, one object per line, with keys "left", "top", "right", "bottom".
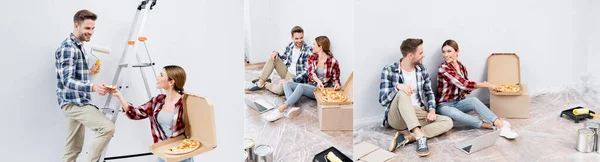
{"left": 401, "top": 69, "right": 421, "bottom": 107}
{"left": 289, "top": 46, "right": 301, "bottom": 74}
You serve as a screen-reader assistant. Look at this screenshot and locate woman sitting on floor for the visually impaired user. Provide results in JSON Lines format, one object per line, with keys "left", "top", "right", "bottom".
{"left": 435, "top": 39, "right": 518, "bottom": 139}
{"left": 263, "top": 36, "right": 341, "bottom": 122}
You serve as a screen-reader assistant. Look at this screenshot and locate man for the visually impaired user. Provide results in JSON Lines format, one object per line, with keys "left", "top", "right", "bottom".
{"left": 245, "top": 26, "right": 313, "bottom": 95}
{"left": 379, "top": 38, "right": 453, "bottom": 157}
{"left": 55, "top": 9, "right": 115, "bottom": 162}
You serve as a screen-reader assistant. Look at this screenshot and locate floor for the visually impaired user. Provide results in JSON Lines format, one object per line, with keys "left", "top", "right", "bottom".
{"left": 354, "top": 82, "right": 600, "bottom": 161}
{"left": 244, "top": 64, "right": 353, "bottom": 162}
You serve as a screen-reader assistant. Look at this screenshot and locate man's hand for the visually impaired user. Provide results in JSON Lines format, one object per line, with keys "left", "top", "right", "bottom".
{"left": 90, "top": 62, "right": 101, "bottom": 75}
{"left": 426, "top": 109, "right": 437, "bottom": 122}
{"left": 396, "top": 83, "right": 415, "bottom": 95}
{"left": 92, "top": 83, "right": 108, "bottom": 96}
{"left": 271, "top": 51, "right": 279, "bottom": 61}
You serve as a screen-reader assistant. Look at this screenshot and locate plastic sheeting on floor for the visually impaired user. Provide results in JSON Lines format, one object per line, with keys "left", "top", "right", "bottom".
{"left": 354, "top": 74, "right": 600, "bottom": 161}
{"left": 244, "top": 70, "right": 353, "bottom": 162}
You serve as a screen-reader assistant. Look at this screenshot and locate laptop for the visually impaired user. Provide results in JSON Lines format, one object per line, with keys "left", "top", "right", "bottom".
{"left": 454, "top": 129, "right": 501, "bottom": 154}
{"left": 245, "top": 98, "right": 275, "bottom": 113}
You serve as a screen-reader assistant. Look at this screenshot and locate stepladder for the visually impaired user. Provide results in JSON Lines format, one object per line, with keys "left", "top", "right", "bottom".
{"left": 96, "top": 0, "right": 163, "bottom": 161}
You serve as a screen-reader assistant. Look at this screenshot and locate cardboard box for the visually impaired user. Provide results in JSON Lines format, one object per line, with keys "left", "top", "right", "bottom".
{"left": 488, "top": 53, "right": 530, "bottom": 118}
{"left": 150, "top": 94, "right": 217, "bottom": 162}
{"left": 353, "top": 142, "right": 397, "bottom": 162}
{"left": 314, "top": 72, "right": 354, "bottom": 131}
{"left": 490, "top": 84, "right": 531, "bottom": 118}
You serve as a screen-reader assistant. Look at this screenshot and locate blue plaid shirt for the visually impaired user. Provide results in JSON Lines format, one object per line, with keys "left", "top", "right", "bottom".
{"left": 55, "top": 33, "right": 94, "bottom": 108}
{"left": 277, "top": 42, "right": 313, "bottom": 83}
{"left": 379, "top": 59, "right": 436, "bottom": 127}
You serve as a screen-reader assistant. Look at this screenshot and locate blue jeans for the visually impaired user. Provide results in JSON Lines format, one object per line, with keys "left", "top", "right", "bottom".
{"left": 437, "top": 97, "right": 498, "bottom": 128}
{"left": 283, "top": 82, "right": 317, "bottom": 107}
{"left": 157, "top": 157, "right": 194, "bottom": 162}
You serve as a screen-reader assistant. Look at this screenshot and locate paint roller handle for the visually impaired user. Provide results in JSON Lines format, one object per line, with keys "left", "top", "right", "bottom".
{"left": 91, "top": 61, "right": 101, "bottom": 75}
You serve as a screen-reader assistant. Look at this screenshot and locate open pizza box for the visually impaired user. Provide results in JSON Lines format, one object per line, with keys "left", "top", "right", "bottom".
{"left": 487, "top": 53, "right": 524, "bottom": 96}
{"left": 313, "top": 72, "right": 354, "bottom": 131}
{"left": 149, "top": 94, "right": 217, "bottom": 162}
{"left": 487, "top": 53, "right": 530, "bottom": 118}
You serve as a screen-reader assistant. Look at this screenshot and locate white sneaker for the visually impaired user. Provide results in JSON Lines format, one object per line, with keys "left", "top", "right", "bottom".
{"left": 498, "top": 121, "right": 518, "bottom": 139}
{"left": 263, "top": 110, "right": 283, "bottom": 122}
{"left": 284, "top": 107, "right": 302, "bottom": 119}
{"left": 502, "top": 120, "right": 511, "bottom": 127}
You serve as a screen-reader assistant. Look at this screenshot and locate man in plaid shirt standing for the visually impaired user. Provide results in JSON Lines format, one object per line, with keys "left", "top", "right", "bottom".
{"left": 55, "top": 10, "right": 114, "bottom": 162}
{"left": 245, "top": 26, "right": 313, "bottom": 95}
{"left": 379, "top": 38, "right": 453, "bottom": 157}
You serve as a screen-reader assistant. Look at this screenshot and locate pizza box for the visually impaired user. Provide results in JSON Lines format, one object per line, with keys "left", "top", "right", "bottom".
{"left": 150, "top": 94, "right": 217, "bottom": 162}
{"left": 487, "top": 53, "right": 530, "bottom": 118}
{"left": 314, "top": 72, "right": 354, "bottom": 131}
{"left": 487, "top": 53, "right": 524, "bottom": 96}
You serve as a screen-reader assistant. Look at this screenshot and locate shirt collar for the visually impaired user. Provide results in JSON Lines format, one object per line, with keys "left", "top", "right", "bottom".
{"left": 69, "top": 33, "right": 83, "bottom": 47}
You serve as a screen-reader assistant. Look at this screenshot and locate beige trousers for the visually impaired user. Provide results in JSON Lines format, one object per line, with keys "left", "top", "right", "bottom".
{"left": 259, "top": 57, "right": 295, "bottom": 95}
{"left": 387, "top": 92, "right": 453, "bottom": 138}
{"left": 61, "top": 104, "right": 115, "bottom": 162}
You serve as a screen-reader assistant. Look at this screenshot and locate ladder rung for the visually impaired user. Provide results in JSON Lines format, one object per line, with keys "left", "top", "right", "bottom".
{"left": 119, "top": 63, "right": 155, "bottom": 67}
{"left": 133, "top": 63, "right": 155, "bottom": 67}
{"left": 128, "top": 41, "right": 135, "bottom": 45}
{"left": 101, "top": 108, "right": 115, "bottom": 115}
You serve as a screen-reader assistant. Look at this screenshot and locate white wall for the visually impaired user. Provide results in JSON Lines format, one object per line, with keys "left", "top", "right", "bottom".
{"left": 246, "top": 0, "right": 355, "bottom": 85}
{"left": 354, "top": 0, "right": 594, "bottom": 120}
{"left": 246, "top": 0, "right": 276, "bottom": 63}
{"left": 0, "top": 0, "right": 243, "bottom": 161}
{"left": 586, "top": 0, "right": 600, "bottom": 80}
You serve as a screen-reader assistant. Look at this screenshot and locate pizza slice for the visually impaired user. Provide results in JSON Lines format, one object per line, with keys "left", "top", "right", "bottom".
{"left": 105, "top": 84, "right": 117, "bottom": 89}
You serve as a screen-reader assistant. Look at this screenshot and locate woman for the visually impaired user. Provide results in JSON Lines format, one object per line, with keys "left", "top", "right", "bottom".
{"left": 263, "top": 36, "right": 341, "bottom": 122}
{"left": 436, "top": 39, "right": 518, "bottom": 139}
{"left": 109, "top": 65, "right": 194, "bottom": 162}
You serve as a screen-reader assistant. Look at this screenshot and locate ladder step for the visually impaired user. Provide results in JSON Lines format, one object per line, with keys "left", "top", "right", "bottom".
{"left": 101, "top": 108, "right": 115, "bottom": 115}
{"left": 119, "top": 63, "right": 155, "bottom": 67}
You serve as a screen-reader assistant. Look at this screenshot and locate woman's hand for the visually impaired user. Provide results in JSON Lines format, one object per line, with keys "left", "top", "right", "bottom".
{"left": 316, "top": 80, "right": 325, "bottom": 90}
{"left": 482, "top": 81, "right": 498, "bottom": 91}
{"left": 334, "top": 82, "right": 341, "bottom": 90}
{"left": 109, "top": 88, "right": 122, "bottom": 98}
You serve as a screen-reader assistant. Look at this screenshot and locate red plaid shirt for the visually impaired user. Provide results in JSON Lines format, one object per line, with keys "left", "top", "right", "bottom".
{"left": 437, "top": 61, "right": 477, "bottom": 103}
{"left": 124, "top": 94, "right": 186, "bottom": 143}
{"left": 307, "top": 53, "right": 341, "bottom": 87}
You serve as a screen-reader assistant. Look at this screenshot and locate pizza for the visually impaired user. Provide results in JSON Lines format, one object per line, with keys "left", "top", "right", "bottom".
{"left": 495, "top": 84, "right": 520, "bottom": 93}
{"left": 105, "top": 85, "right": 117, "bottom": 89}
{"left": 321, "top": 88, "right": 347, "bottom": 103}
{"left": 165, "top": 139, "right": 201, "bottom": 155}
